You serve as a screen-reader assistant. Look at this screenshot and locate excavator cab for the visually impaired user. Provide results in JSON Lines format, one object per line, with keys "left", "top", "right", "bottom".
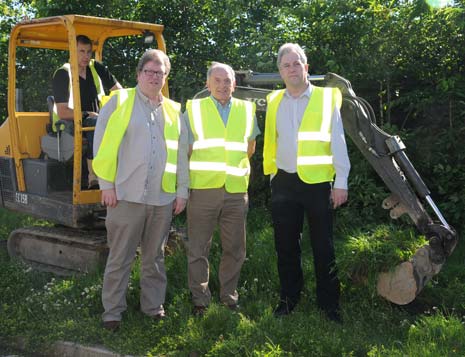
{"left": 0, "top": 15, "right": 168, "bottom": 273}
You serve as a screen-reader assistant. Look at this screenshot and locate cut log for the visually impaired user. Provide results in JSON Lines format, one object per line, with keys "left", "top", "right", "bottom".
{"left": 377, "top": 261, "right": 417, "bottom": 305}
{"left": 377, "top": 245, "right": 442, "bottom": 305}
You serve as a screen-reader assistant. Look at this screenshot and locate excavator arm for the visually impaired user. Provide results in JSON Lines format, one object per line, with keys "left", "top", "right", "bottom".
{"left": 213, "top": 71, "right": 458, "bottom": 304}
{"left": 325, "top": 73, "right": 457, "bottom": 304}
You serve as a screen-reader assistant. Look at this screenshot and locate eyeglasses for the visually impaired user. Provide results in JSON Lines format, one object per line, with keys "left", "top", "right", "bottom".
{"left": 143, "top": 69, "right": 165, "bottom": 77}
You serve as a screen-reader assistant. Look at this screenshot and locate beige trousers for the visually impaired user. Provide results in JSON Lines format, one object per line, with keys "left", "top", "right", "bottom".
{"left": 102, "top": 200, "right": 172, "bottom": 322}
{"left": 187, "top": 188, "right": 248, "bottom": 306}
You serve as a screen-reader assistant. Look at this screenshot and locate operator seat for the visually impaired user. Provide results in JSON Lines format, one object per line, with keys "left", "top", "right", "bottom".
{"left": 40, "top": 96, "right": 74, "bottom": 162}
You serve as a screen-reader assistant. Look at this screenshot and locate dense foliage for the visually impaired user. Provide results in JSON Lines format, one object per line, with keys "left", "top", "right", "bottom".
{"left": 1, "top": 0, "right": 465, "bottom": 123}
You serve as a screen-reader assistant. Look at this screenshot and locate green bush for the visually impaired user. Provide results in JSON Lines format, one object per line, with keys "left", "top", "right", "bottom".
{"left": 409, "top": 122, "right": 465, "bottom": 230}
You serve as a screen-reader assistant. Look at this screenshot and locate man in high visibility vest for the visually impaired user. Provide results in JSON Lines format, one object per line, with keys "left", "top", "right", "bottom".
{"left": 52, "top": 34, "right": 122, "bottom": 188}
{"left": 93, "top": 49, "right": 188, "bottom": 331}
{"left": 185, "top": 62, "right": 260, "bottom": 316}
{"left": 263, "top": 43, "right": 351, "bottom": 323}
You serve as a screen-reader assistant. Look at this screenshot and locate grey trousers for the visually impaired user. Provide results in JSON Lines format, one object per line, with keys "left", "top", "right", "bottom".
{"left": 102, "top": 200, "right": 173, "bottom": 322}
{"left": 187, "top": 188, "right": 248, "bottom": 306}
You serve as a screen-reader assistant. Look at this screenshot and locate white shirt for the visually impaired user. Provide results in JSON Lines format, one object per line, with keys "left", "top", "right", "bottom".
{"left": 275, "top": 83, "right": 351, "bottom": 189}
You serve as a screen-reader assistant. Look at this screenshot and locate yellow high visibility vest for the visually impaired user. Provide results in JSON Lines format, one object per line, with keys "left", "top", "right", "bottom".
{"left": 93, "top": 88, "right": 181, "bottom": 193}
{"left": 52, "top": 59, "right": 105, "bottom": 131}
{"left": 263, "top": 86, "right": 342, "bottom": 184}
{"left": 187, "top": 97, "right": 256, "bottom": 193}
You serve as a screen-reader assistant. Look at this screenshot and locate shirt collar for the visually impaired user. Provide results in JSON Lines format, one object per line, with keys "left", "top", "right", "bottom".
{"left": 210, "top": 95, "right": 232, "bottom": 109}
{"left": 136, "top": 85, "right": 163, "bottom": 107}
{"left": 284, "top": 82, "right": 313, "bottom": 99}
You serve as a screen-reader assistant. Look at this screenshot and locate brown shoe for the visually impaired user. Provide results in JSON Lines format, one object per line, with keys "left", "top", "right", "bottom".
{"left": 102, "top": 320, "right": 120, "bottom": 332}
{"left": 192, "top": 305, "right": 207, "bottom": 317}
{"left": 153, "top": 311, "right": 166, "bottom": 320}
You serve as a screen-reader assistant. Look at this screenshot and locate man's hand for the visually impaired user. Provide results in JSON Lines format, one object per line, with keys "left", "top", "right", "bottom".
{"left": 101, "top": 188, "right": 118, "bottom": 208}
{"left": 331, "top": 188, "right": 348, "bottom": 209}
{"left": 87, "top": 111, "right": 99, "bottom": 117}
{"left": 173, "top": 197, "right": 187, "bottom": 215}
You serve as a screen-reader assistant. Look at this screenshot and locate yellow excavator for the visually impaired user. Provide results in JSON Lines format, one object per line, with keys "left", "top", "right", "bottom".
{"left": 0, "top": 15, "right": 168, "bottom": 274}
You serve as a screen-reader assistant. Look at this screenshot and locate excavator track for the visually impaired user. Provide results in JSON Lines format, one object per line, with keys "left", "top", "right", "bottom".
{"left": 7, "top": 226, "right": 108, "bottom": 275}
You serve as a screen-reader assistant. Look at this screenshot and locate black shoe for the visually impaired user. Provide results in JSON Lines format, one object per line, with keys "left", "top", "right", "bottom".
{"left": 102, "top": 320, "right": 120, "bottom": 332}
{"left": 325, "top": 309, "right": 342, "bottom": 324}
{"left": 192, "top": 305, "right": 207, "bottom": 317}
{"left": 273, "top": 300, "right": 296, "bottom": 317}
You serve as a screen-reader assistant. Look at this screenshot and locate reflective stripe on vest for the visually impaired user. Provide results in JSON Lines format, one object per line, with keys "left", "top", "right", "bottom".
{"left": 52, "top": 60, "right": 104, "bottom": 132}
{"left": 93, "top": 88, "right": 181, "bottom": 193}
{"left": 186, "top": 97, "right": 255, "bottom": 193}
{"left": 263, "top": 86, "right": 342, "bottom": 184}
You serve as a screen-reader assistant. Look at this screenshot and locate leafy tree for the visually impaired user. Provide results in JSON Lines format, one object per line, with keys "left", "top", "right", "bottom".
{"left": 0, "top": 0, "right": 36, "bottom": 120}
{"left": 2, "top": 0, "right": 463, "bottom": 127}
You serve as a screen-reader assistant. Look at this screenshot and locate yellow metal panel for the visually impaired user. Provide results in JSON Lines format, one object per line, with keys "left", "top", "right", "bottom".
{"left": 0, "top": 119, "right": 12, "bottom": 158}
{"left": 17, "top": 39, "right": 69, "bottom": 50}
{"left": 15, "top": 113, "right": 49, "bottom": 159}
{"left": 75, "top": 189, "right": 101, "bottom": 205}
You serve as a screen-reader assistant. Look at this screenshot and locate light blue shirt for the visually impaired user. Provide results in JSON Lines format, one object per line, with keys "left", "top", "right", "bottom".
{"left": 210, "top": 96, "right": 232, "bottom": 126}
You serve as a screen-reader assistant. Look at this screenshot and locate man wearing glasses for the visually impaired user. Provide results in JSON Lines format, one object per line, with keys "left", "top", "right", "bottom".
{"left": 184, "top": 62, "right": 260, "bottom": 316}
{"left": 263, "top": 43, "right": 350, "bottom": 323}
{"left": 93, "top": 49, "right": 188, "bottom": 331}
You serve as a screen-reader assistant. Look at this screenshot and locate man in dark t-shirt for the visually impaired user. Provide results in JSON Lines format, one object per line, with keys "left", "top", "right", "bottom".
{"left": 52, "top": 34, "right": 122, "bottom": 188}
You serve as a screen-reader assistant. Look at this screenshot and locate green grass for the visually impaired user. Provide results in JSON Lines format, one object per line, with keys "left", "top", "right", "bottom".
{"left": 0, "top": 207, "right": 51, "bottom": 240}
{"left": 0, "top": 206, "right": 464, "bottom": 356}
{"left": 336, "top": 224, "right": 429, "bottom": 293}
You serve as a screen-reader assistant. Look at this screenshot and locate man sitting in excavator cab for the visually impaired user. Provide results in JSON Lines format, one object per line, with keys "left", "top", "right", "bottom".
{"left": 52, "top": 34, "right": 122, "bottom": 189}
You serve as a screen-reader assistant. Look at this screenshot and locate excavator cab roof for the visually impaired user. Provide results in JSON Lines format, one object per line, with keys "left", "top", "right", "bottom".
{"left": 11, "top": 15, "right": 165, "bottom": 51}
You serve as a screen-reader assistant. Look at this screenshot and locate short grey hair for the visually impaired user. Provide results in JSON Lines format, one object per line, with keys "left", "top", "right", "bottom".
{"left": 206, "top": 61, "right": 235, "bottom": 81}
{"left": 137, "top": 49, "right": 171, "bottom": 75}
{"left": 276, "top": 43, "right": 307, "bottom": 68}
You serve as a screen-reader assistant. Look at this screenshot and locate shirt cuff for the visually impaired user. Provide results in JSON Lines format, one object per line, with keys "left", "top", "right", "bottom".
{"left": 98, "top": 179, "right": 115, "bottom": 191}
{"left": 333, "top": 176, "right": 348, "bottom": 190}
{"left": 176, "top": 186, "right": 189, "bottom": 200}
